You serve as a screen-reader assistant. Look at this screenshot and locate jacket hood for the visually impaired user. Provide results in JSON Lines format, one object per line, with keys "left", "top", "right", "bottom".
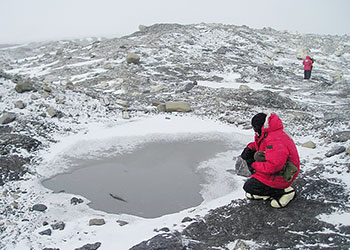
{"left": 306, "top": 56, "right": 311, "bottom": 60}
{"left": 262, "top": 113, "right": 283, "bottom": 134}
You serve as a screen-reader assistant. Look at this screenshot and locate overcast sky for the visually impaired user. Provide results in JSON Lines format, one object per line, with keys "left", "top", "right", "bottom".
{"left": 1, "top": 0, "right": 349, "bottom": 44}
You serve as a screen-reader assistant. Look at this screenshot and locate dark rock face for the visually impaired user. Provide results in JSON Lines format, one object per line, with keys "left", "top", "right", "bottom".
{"left": 0, "top": 155, "right": 30, "bottom": 186}
{"left": 0, "top": 133, "right": 42, "bottom": 154}
{"left": 131, "top": 178, "right": 350, "bottom": 249}
{"left": 74, "top": 242, "right": 101, "bottom": 250}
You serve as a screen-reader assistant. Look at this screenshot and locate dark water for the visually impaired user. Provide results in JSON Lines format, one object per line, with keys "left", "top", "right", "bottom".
{"left": 42, "top": 139, "right": 230, "bottom": 218}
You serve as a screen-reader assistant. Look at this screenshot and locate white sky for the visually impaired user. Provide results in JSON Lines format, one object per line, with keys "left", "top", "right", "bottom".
{"left": 1, "top": 0, "right": 349, "bottom": 44}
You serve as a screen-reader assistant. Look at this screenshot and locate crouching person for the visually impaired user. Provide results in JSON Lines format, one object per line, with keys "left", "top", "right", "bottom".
{"left": 241, "top": 113, "right": 300, "bottom": 208}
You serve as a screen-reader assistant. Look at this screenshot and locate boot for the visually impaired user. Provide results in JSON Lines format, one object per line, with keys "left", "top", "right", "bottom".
{"left": 246, "top": 192, "right": 270, "bottom": 200}
{"left": 270, "top": 186, "right": 295, "bottom": 208}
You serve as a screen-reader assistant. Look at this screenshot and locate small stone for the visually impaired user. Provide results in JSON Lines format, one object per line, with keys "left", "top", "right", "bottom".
{"left": 47, "top": 107, "right": 58, "bottom": 117}
{"left": 43, "top": 84, "right": 52, "bottom": 92}
{"left": 71, "top": 197, "right": 84, "bottom": 205}
{"left": 39, "top": 229, "right": 52, "bottom": 236}
{"left": 116, "top": 220, "right": 128, "bottom": 226}
{"left": 51, "top": 221, "right": 65, "bottom": 230}
{"left": 89, "top": 218, "right": 105, "bottom": 226}
{"left": 181, "top": 217, "right": 193, "bottom": 223}
{"left": 15, "top": 100, "right": 26, "bottom": 109}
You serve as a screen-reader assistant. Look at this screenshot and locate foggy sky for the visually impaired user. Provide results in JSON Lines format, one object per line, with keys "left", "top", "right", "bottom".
{"left": 1, "top": 0, "right": 349, "bottom": 44}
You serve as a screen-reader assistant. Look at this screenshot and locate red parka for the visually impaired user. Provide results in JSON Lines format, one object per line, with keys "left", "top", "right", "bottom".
{"left": 303, "top": 56, "right": 313, "bottom": 70}
{"left": 247, "top": 113, "right": 300, "bottom": 189}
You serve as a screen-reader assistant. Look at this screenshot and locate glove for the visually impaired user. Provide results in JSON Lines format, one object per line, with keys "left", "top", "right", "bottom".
{"left": 241, "top": 147, "right": 255, "bottom": 161}
{"left": 254, "top": 151, "right": 266, "bottom": 162}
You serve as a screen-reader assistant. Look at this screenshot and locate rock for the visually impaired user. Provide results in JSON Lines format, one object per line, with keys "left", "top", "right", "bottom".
{"left": 181, "top": 217, "right": 194, "bottom": 223}
{"left": 332, "top": 131, "right": 350, "bottom": 142}
{"left": 71, "top": 197, "right": 84, "bottom": 205}
{"left": 51, "top": 221, "right": 65, "bottom": 230}
{"left": 165, "top": 102, "right": 191, "bottom": 112}
{"left": 176, "top": 82, "right": 196, "bottom": 93}
{"left": 15, "top": 81, "right": 34, "bottom": 93}
{"left": 0, "top": 133, "right": 42, "bottom": 153}
{"left": 47, "top": 107, "right": 58, "bottom": 117}
{"left": 346, "top": 146, "right": 350, "bottom": 155}
{"left": 157, "top": 104, "right": 166, "bottom": 112}
{"left": 301, "top": 141, "right": 316, "bottom": 149}
{"left": 325, "top": 146, "right": 346, "bottom": 157}
{"left": 239, "top": 85, "right": 251, "bottom": 91}
{"left": 75, "top": 242, "right": 101, "bottom": 250}
{"left": 296, "top": 46, "right": 310, "bottom": 60}
{"left": 103, "top": 64, "right": 113, "bottom": 69}
{"left": 56, "top": 49, "right": 63, "bottom": 56}
{"left": 126, "top": 53, "right": 140, "bottom": 64}
{"left": 0, "top": 112, "right": 16, "bottom": 124}
{"left": 334, "top": 46, "right": 345, "bottom": 57}
{"left": 0, "top": 155, "right": 30, "bottom": 186}
{"left": 39, "top": 229, "right": 52, "bottom": 236}
{"left": 122, "top": 111, "right": 130, "bottom": 119}
{"left": 31, "top": 94, "right": 39, "bottom": 100}
{"left": 43, "top": 84, "right": 52, "bottom": 92}
{"left": 323, "top": 112, "right": 342, "bottom": 122}
{"left": 43, "top": 248, "right": 59, "bottom": 250}
{"left": 65, "top": 81, "right": 74, "bottom": 90}
{"left": 32, "top": 204, "right": 48, "bottom": 212}
{"left": 89, "top": 218, "right": 105, "bottom": 226}
{"left": 235, "top": 156, "right": 251, "bottom": 177}
{"left": 331, "top": 71, "right": 343, "bottom": 83}
{"left": 116, "top": 220, "right": 128, "bottom": 226}
{"left": 151, "top": 84, "right": 165, "bottom": 92}
{"left": 15, "top": 100, "right": 26, "bottom": 109}
{"left": 139, "top": 25, "right": 147, "bottom": 32}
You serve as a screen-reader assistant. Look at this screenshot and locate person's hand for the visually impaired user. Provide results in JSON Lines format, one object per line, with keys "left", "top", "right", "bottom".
{"left": 254, "top": 151, "right": 266, "bottom": 162}
{"left": 241, "top": 147, "right": 255, "bottom": 160}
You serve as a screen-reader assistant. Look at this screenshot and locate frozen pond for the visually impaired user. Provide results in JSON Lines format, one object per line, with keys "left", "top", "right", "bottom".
{"left": 42, "top": 137, "right": 233, "bottom": 218}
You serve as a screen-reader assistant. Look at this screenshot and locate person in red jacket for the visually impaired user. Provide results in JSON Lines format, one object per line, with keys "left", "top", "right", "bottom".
{"left": 241, "top": 113, "right": 300, "bottom": 208}
{"left": 303, "top": 56, "right": 313, "bottom": 80}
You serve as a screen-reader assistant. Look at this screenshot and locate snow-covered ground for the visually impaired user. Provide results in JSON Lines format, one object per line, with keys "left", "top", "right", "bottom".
{"left": 0, "top": 23, "right": 349, "bottom": 249}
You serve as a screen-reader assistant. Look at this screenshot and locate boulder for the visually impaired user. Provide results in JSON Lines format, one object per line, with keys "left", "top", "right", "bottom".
{"left": 32, "top": 204, "right": 48, "bottom": 212}
{"left": 0, "top": 112, "right": 16, "bottom": 124}
{"left": 139, "top": 25, "right": 147, "bottom": 32}
{"left": 332, "top": 131, "right": 350, "bottom": 142}
{"left": 301, "top": 141, "right": 316, "bottom": 149}
{"left": 325, "top": 146, "right": 346, "bottom": 157}
{"left": 126, "top": 53, "right": 140, "bottom": 64}
{"left": 165, "top": 102, "right": 191, "bottom": 112}
{"left": 234, "top": 156, "right": 251, "bottom": 177}
{"left": 15, "top": 81, "right": 34, "bottom": 93}
{"left": 89, "top": 218, "right": 105, "bottom": 226}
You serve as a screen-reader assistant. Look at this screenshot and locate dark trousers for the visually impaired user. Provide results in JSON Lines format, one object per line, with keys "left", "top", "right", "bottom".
{"left": 243, "top": 177, "right": 285, "bottom": 199}
{"left": 304, "top": 70, "right": 311, "bottom": 79}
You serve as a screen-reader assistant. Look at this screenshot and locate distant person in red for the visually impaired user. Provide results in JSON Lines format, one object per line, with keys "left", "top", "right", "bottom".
{"left": 240, "top": 113, "right": 300, "bottom": 208}
{"left": 303, "top": 56, "right": 314, "bottom": 80}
